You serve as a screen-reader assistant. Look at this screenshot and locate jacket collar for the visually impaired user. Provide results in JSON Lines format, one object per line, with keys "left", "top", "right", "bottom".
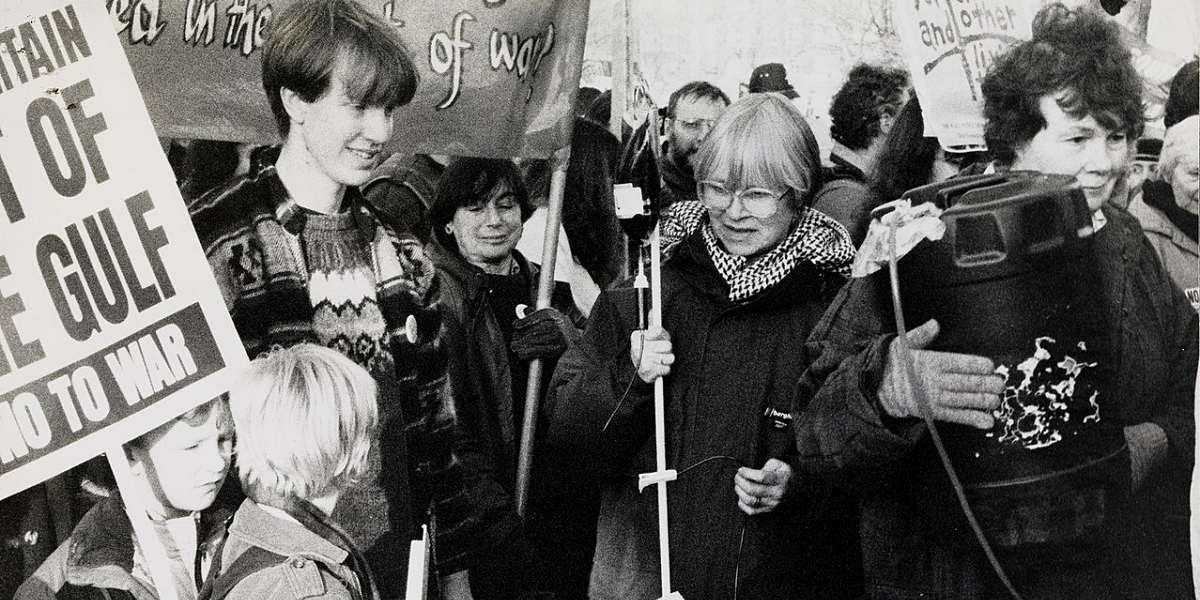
{"left": 228, "top": 500, "right": 348, "bottom": 565}
{"left": 1142, "top": 180, "right": 1199, "bottom": 243}
{"left": 258, "top": 157, "right": 377, "bottom": 243}
{"left": 429, "top": 238, "right": 538, "bottom": 305}
{"left": 1132, "top": 195, "right": 1200, "bottom": 254}
{"left": 63, "top": 494, "right": 230, "bottom": 600}
{"left": 826, "top": 151, "right": 867, "bottom": 183}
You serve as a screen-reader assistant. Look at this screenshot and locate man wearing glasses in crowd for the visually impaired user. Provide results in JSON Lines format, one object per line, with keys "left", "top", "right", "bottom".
{"left": 659, "top": 81, "right": 730, "bottom": 208}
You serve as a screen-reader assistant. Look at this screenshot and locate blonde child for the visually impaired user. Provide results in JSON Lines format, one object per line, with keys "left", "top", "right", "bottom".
{"left": 206, "top": 344, "right": 379, "bottom": 600}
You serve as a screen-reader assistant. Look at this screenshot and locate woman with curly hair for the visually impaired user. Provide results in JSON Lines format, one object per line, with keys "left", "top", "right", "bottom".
{"left": 795, "top": 4, "right": 1196, "bottom": 598}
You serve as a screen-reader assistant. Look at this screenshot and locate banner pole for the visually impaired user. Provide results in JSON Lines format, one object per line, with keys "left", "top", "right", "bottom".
{"left": 648, "top": 224, "right": 676, "bottom": 598}
{"left": 105, "top": 446, "right": 182, "bottom": 600}
{"left": 515, "top": 144, "right": 572, "bottom": 518}
{"left": 609, "top": 0, "right": 631, "bottom": 138}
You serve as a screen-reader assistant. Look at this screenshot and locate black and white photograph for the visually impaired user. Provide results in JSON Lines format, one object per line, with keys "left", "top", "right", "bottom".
{"left": 0, "top": 0, "right": 1197, "bottom": 599}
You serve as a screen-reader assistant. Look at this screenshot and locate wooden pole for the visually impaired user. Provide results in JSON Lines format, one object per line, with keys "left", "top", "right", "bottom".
{"left": 609, "top": 0, "right": 631, "bottom": 138}
{"left": 106, "top": 446, "right": 182, "bottom": 600}
{"left": 515, "top": 145, "right": 571, "bottom": 518}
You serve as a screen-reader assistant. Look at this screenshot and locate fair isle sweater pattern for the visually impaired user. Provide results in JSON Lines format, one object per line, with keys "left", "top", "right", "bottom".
{"left": 188, "top": 164, "right": 472, "bottom": 571}
{"left": 302, "top": 211, "right": 392, "bottom": 374}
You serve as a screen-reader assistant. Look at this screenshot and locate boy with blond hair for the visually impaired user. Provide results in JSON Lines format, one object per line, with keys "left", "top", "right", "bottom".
{"left": 206, "top": 344, "right": 379, "bottom": 600}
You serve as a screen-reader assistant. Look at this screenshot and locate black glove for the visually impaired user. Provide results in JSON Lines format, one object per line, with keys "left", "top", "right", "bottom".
{"left": 510, "top": 307, "right": 578, "bottom": 360}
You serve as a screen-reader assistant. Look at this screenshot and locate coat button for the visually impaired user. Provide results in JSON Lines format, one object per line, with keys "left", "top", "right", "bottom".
{"left": 290, "top": 558, "right": 306, "bottom": 569}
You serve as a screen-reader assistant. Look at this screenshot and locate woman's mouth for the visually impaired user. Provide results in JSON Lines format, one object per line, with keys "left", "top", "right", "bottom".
{"left": 347, "top": 147, "right": 379, "bottom": 162}
{"left": 721, "top": 223, "right": 757, "bottom": 234}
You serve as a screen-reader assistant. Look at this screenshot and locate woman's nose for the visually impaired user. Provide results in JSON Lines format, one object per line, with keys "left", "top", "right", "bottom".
{"left": 361, "top": 107, "right": 393, "bottom": 143}
{"left": 484, "top": 205, "right": 505, "bottom": 225}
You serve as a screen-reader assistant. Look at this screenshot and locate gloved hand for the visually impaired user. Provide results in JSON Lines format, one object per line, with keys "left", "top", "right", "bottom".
{"left": 878, "top": 319, "right": 1004, "bottom": 429}
{"left": 631, "top": 325, "right": 673, "bottom": 383}
{"left": 510, "top": 307, "right": 578, "bottom": 360}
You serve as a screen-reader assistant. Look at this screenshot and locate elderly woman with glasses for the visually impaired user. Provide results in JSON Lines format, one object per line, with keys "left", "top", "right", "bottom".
{"left": 545, "top": 93, "right": 863, "bottom": 600}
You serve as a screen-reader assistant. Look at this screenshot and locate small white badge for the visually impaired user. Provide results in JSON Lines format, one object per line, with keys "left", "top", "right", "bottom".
{"left": 405, "top": 314, "right": 419, "bottom": 344}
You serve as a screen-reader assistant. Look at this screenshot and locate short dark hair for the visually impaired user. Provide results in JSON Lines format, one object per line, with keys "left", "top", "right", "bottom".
{"left": 869, "top": 97, "right": 940, "bottom": 203}
{"left": 667, "top": 81, "right": 730, "bottom": 118}
{"left": 430, "top": 157, "right": 533, "bottom": 250}
{"left": 564, "top": 118, "right": 623, "bottom": 288}
{"left": 828, "top": 64, "right": 910, "bottom": 151}
{"left": 1164, "top": 59, "right": 1198, "bottom": 129}
{"left": 982, "top": 3, "right": 1143, "bottom": 165}
{"left": 869, "top": 97, "right": 988, "bottom": 204}
{"left": 262, "top": 0, "right": 419, "bottom": 138}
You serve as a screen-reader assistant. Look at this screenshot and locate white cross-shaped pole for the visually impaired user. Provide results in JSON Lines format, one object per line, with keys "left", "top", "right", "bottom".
{"left": 635, "top": 225, "right": 684, "bottom": 600}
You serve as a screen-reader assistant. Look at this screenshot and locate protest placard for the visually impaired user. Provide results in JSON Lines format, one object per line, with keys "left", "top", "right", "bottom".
{"left": 894, "top": 0, "right": 1035, "bottom": 149}
{"left": 0, "top": 0, "right": 247, "bottom": 502}
{"left": 113, "top": 0, "right": 590, "bottom": 159}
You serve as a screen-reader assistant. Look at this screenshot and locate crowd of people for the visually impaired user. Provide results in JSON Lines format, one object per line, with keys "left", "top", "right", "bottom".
{"left": 3, "top": 0, "right": 1198, "bottom": 599}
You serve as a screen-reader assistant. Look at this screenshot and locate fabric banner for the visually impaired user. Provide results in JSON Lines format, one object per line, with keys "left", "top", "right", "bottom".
{"left": 0, "top": 0, "right": 247, "bottom": 501}
{"left": 111, "top": 0, "right": 591, "bottom": 159}
{"left": 894, "top": 0, "right": 1035, "bottom": 149}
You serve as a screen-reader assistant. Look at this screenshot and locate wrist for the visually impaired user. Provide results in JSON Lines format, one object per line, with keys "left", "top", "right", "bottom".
{"left": 1125, "top": 422, "right": 1168, "bottom": 467}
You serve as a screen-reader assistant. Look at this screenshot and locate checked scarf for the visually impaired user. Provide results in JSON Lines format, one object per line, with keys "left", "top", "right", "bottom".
{"left": 660, "top": 200, "right": 855, "bottom": 302}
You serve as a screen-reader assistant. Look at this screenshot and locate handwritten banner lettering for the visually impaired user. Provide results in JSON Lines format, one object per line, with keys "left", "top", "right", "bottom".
{"left": 895, "top": 0, "right": 1034, "bottom": 149}
{"left": 112, "top": 0, "right": 591, "bottom": 159}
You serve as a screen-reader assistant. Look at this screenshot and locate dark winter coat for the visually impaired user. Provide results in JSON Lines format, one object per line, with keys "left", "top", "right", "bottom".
{"left": 812, "top": 154, "right": 876, "bottom": 247}
{"left": 794, "top": 205, "right": 1197, "bottom": 599}
{"left": 15, "top": 494, "right": 229, "bottom": 600}
{"left": 545, "top": 231, "right": 863, "bottom": 600}
{"left": 431, "top": 242, "right": 595, "bottom": 599}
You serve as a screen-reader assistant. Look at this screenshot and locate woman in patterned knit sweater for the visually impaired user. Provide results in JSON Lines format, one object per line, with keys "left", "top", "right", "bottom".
{"left": 188, "top": 1, "right": 476, "bottom": 596}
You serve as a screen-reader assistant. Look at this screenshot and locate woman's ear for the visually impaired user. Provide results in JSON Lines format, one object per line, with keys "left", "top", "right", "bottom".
{"left": 280, "top": 87, "right": 308, "bottom": 127}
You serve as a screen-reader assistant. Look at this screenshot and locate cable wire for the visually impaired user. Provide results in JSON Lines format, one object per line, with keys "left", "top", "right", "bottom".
{"left": 732, "top": 515, "right": 747, "bottom": 600}
{"left": 885, "top": 217, "right": 1025, "bottom": 600}
{"left": 676, "top": 454, "right": 742, "bottom": 478}
{"left": 602, "top": 332, "right": 645, "bottom": 433}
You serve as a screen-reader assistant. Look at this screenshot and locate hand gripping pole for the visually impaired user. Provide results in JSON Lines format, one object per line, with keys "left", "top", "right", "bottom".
{"left": 636, "top": 225, "right": 684, "bottom": 600}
